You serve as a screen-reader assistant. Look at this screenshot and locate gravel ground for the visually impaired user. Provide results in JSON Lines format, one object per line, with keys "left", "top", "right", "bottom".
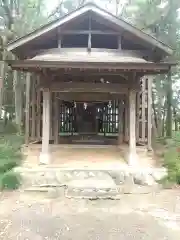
{"left": 0, "top": 189, "right": 180, "bottom": 239}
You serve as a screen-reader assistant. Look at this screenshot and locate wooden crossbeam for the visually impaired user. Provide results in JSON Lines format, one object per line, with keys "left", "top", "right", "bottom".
{"left": 46, "top": 82, "right": 128, "bottom": 94}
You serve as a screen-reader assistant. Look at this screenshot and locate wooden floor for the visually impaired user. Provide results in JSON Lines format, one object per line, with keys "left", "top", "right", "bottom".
{"left": 22, "top": 144, "right": 156, "bottom": 169}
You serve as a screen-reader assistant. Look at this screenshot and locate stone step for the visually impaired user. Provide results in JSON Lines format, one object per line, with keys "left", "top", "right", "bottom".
{"left": 16, "top": 167, "right": 167, "bottom": 188}
{"left": 16, "top": 167, "right": 166, "bottom": 199}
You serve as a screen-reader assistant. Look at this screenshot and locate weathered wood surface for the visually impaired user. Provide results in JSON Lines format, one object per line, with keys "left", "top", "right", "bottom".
{"left": 45, "top": 82, "right": 129, "bottom": 94}
{"left": 55, "top": 92, "right": 124, "bottom": 101}
{"left": 118, "top": 99, "right": 124, "bottom": 144}
{"left": 148, "top": 76, "right": 152, "bottom": 150}
{"left": 25, "top": 72, "right": 31, "bottom": 144}
{"left": 41, "top": 89, "right": 50, "bottom": 154}
{"left": 124, "top": 95, "right": 129, "bottom": 142}
{"left": 31, "top": 77, "right": 36, "bottom": 139}
{"left": 54, "top": 93, "right": 59, "bottom": 144}
{"left": 36, "top": 76, "right": 41, "bottom": 140}
{"left": 129, "top": 89, "right": 137, "bottom": 164}
{"left": 136, "top": 92, "right": 140, "bottom": 142}
{"left": 61, "top": 30, "right": 119, "bottom": 35}
{"left": 141, "top": 77, "right": 146, "bottom": 142}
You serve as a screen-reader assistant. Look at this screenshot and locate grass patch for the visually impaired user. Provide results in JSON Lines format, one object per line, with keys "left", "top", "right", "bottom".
{"left": 160, "top": 132, "right": 180, "bottom": 185}
{"left": 0, "top": 134, "right": 23, "bottom": 190}
{"left": 162, "top": 146, "right": 180, "bottom": 184}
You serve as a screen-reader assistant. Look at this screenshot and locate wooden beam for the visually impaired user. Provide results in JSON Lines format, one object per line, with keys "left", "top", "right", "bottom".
{"left": 55, "top": 92, "right": 124, "bottom": 102}
{"left": 61, "top": 30, "right": 119, "bottom": 35}
{"left": 25, "top": 72, "right": 31, "bottom": 145}
{"left": 148, "top": 76, "right": 153, "bottom": 150}
{"left": 46, "top": 82, "right": 128, "bottom": 94}
{"left": 8, "top": 60, "right": 173, "bottom": 73}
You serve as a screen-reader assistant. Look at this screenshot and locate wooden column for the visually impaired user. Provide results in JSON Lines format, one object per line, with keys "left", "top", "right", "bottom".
{"left": 39, "top": 89, "right": 50, "bottom": 164}
{"left": 128, "top": 89, "right": 138, "bottom": 165}
{"left": 148, "top": 76, "right": 153, "bottom": 151}
{"left": 118, "top": 99, "right": 123, "bottom": 144}
{"left": 25, "top": 72, "right": 31, "bottom": 145}
{"left": 136, "top": 92, "right": 140, "bottom": 143}
{"left": 54, "top": 93, "right": 59, "bottom": 144}
{"left": 36, "top": 76, "right": 41, "bottom": 140}
{"left": 141, "top": 77, "right": 146, "bottom": 142}
{"left": 31, "top": 77, "right": 36, "bottom": 139}
{"left": 124, "top": 95, "right": 129, "bottom": 142}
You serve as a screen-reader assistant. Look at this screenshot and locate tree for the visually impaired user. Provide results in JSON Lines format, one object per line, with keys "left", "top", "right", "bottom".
{"left": 0, "top": 0, "right": 47, "bottom": 133}
{"left": 125, "top": 0, "right": 180, "bottom": 138}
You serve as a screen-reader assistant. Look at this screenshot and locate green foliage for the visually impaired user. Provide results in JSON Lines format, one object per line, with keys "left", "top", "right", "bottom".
{"left": 163, "top": 147, "right": 180, "bottom": 184}
{"left": 0, "top": 120, "right": 19, "bottom": 134}
{"left": 161, "top": 132, "right": 180, "bottom": 185}
{"left": 0, "top": 171, "right": 21, "bottom": 190}
{"left": 0, "top": 134, "right": 23, "bottom": 190}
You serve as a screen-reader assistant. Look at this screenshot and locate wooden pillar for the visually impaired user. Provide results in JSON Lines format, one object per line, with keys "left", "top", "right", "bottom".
{"left": 49, "top": 92, "right": 53, "bottom": 140}
{"left": 141, "top": 77, "right": 146, "bottom": 142}
{"left": 136, "top": 92, "right": 140, "bottom": 143}
{"left": 148, "top": 76, "right": 153, "bottom": 151}
{"left": 39, "top": 89, "right": 51, "bottom": 164}
{"left": 118, "top": 99, "right": 123, "bottom": 144}
{"left": 128, "top": 89, "right": 138, "bottom": 165}
{"left": 31, "top": 77, "right": 36, "bottom": 139}
{"left": 124, "top": 95, "right": 129, "bottom": 142}
{"left": 54, "top": 93, "right": 59, "bottom": 144}
{"left": 25, "top": 72, "right": 31, "bottom": 145}
{"left": 36, "top": 76, "right": 41, "bottom": 140}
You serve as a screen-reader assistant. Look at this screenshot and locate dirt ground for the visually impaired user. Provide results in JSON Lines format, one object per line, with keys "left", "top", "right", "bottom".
{"left": 0, "top": 189, "right": 180, "bottom": 239}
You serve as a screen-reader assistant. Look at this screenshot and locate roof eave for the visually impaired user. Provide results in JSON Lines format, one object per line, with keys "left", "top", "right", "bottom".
{"left": 6, "top": 60, "right": 176, "bottom": 73}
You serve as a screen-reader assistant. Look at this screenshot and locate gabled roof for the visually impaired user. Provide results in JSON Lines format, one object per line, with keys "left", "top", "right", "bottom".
{"left": 7, "top": 2, "right": 173, "bottom": 55}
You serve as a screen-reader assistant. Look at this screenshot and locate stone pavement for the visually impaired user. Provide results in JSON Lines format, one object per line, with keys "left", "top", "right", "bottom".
{"left": 0, "top": 189, "right": 180, "bottom": 239}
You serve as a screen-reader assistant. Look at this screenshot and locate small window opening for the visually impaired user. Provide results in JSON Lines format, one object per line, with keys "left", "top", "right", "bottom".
{"left": 91, "top": 35, "right": 118, "bottom": 49}
{"left": 62, "top": 34, "right": 88, "bottom": 48}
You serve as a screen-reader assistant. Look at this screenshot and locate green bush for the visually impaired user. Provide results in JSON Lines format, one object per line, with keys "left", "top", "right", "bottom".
{"left": 0, "top": 171, "right": 21, "bottom": 190}
{"left": 0, "top": 121, "right": 18, "bottom": 134}
{"left": 162, "top": 146, "right": 180, "bottom": 184}
{"left": 0, "top": 135, "right": 23, "bottom": 190}
{"left": 0, "top": 143, "right": 22, "bottom": 173}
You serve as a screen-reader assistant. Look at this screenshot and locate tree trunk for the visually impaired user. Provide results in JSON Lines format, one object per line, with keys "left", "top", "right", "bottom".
{"left": 0, "top": 49, "right": 6, "bottom": 117}
{"left": 174, "top": 107, "right": 178, "bottom": 131}
{"left": 166, "top": 70, "right": 172, "bottom": 137}
{"left": 156, "top": 81, "right": 163, "bottom": 137}
{"left": 14, "top": 69, "right": 23, "bottom": 134}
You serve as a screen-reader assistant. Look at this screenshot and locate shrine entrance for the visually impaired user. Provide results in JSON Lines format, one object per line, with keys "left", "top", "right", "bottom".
{"left": 59, "top": 100, "right": 119, "bottom": 143}
{"left": 76, "top": 102, "right": 97, "bottom": 134}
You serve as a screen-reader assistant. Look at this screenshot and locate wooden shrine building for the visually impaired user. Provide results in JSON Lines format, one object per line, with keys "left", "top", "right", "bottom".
{"left": 7, "top": 3, "right": 174, "bottom": 165}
